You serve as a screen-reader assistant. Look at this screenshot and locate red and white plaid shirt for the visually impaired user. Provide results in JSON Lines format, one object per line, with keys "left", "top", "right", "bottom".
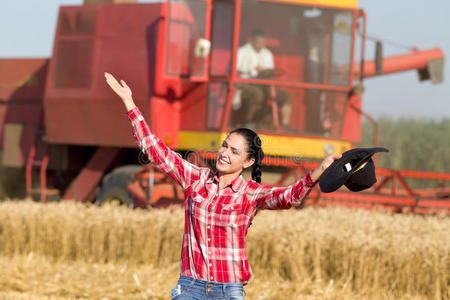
{"left": 127, "top": 107, "right": 316, "bottom": 285}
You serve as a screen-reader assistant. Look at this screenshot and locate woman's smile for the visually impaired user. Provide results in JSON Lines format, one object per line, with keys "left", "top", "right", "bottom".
{"left": 217, "top": 156, "right": 231, "bottom": 165}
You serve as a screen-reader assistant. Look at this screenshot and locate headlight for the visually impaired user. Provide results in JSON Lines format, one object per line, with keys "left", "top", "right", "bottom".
{"left": 323, "top": 143, "right": 334, "bottom": 156}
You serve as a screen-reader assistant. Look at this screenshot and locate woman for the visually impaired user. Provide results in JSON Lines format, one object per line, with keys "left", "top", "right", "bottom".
{"left": 105, "top": 72, "right": 340, "bottom": 300}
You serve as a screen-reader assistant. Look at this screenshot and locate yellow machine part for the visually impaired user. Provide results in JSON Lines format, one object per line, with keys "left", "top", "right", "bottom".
{"left": 178, "top": 131, "right": 351, "bottom": 159}
{"left": 260, "top": 0, "right": 358, "bottom": 9}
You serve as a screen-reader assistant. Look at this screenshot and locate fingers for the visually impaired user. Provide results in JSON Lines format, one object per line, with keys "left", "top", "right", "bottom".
{"left": 104, "top": 72, "right": 128, "bottom": 97}
{"left": 321, "top": 154, "right": 340, "bottom": 170}
{"left": 104, "top": 72, "right": 134, "bottom": 105}
{"left": 104, "top": 72, "right": 120, "bottom": 87}
{"left": 325, "top": 155, "right": 340, "bottom": 163}
{"left": 104, "top": 72, "right": 122, "bottom": 86}
{"left": 104, "top": 72, "right": 115, "bottom": 81}
{"left": 104, "top": 73, "right": 130, "bottom": 91}
{"left": 120, "top": 80, "right": 129, "bottom": 89}
{"left": 327, "top": 155, "right": 341, "bottom": 166}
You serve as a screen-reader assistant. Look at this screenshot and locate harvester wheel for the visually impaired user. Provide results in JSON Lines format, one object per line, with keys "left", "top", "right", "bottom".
{"left": 96, "top": 165, "right": 142, "bottom": 207}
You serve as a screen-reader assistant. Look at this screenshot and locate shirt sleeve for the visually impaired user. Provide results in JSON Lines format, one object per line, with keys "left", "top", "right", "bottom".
{"left": 237, "top": 45, "right": 258, "bottom": 78}
{"left": 126, "top": 107, "right": 201, "bottom": 189}
{"left": 262, "top": 49, "right": 275, "bottom": 70}
{"left": 236, "top": 47, "right": 250, "bottom": 78}
{"left": 252, "top": 172, "right": 316, "bottom": 210}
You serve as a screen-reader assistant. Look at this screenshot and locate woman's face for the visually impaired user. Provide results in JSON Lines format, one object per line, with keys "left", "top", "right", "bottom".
{"left": 216, "top": 133, "right": 255, "bottom": 175}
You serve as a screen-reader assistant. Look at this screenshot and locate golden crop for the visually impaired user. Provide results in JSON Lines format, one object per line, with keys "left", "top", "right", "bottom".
{"left": 0, "top": 200, "right": 448, "bottom": 299}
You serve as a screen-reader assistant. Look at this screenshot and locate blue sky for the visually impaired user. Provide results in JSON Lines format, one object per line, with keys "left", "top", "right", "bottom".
{"left": 1, "top": 0, "right": 449, "bottom": 120}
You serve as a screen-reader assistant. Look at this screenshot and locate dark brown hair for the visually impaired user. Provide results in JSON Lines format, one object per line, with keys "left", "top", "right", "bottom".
{"left": 230, "top": 128, "right": 264, "bottom": 183}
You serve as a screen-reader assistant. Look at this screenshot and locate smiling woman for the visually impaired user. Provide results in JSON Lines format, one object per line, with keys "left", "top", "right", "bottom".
{"left": 104, "top": 72, "right": 339, "bottom": 299}
{"left": 216, "top": 129, "right": 261, "bottom": 186}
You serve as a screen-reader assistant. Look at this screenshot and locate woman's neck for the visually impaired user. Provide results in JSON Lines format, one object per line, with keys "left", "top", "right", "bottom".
{"left": 218, "top": 171, "right": 240, "bottom": 189}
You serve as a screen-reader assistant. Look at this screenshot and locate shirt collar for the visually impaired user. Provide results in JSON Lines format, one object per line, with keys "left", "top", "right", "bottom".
{"left": 245, "top": 42, "right": 266, "bottom": 54}
{"left": 207, "top": 172, "right": 246, "bottom": 193}
{"left": 230, "top": 175, "right": 246, "bottom": 192}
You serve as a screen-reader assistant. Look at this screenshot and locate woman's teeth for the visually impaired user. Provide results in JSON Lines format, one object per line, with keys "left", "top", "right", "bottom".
{"left": 220, "top": 157, "right": 230, "bottom": 164}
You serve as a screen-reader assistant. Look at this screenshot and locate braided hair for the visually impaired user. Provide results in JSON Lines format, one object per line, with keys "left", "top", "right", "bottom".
{"left": 230, "top": 128, "right": 264, "bottom": 183}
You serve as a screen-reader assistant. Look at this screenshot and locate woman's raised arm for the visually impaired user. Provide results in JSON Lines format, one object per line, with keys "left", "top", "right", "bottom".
{"left": 104, "top": 72, "right": 202, "bottom": 189}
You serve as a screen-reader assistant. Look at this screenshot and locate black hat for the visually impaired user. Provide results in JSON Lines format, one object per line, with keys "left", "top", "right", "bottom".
{"left": 319, "top": 147, "right": 389, "bottom": 193}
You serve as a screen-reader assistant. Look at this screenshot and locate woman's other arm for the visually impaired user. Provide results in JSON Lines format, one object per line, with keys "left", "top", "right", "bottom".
{"left": 253, "top": 155, "right": 340, "bottom": 210}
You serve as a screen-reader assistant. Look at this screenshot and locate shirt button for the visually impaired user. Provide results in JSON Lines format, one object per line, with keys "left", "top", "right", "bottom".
{"left": 209, "top": 263, "right": 212, "bottom": 267}
{"left": 208, "top": 238, "right": 211, "bottom": 241}
{"left": 207, "top": 225, "right": 210, "bottom": 229}
{"left": 210, "top": 276, "right": 213, "bottom": 280}
{"left": 208, "top": 251, "right": 211, "bottom": 255}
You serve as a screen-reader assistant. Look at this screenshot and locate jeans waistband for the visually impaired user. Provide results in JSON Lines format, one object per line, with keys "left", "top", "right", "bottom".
{"left": 178, "top": 275, "right": 243, "bottom": 289}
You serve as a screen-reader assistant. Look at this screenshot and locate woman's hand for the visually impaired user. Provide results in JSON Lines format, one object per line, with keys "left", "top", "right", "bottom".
{"left": 104, "top": 72, "right": 136, "bottom": 111}
{"left": 310, "top": 154, "right": 342, "bottom": 182}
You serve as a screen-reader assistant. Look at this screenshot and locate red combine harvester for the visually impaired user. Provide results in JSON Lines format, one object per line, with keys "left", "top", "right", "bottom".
{"left": 0, "top": 0, "right": 448, "bottom": 214}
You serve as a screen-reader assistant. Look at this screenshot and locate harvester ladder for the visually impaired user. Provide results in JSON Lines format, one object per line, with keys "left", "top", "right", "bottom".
{"left": 268, "top": 84, "right": 281, "bottom": 130}
{"left": 25, "top": 113, "right": 58, "bottom": 203}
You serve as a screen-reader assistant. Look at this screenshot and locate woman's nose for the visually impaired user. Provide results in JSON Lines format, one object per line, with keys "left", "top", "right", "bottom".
{"left": 221, "top": 148, "right": 231, "bottom": 158}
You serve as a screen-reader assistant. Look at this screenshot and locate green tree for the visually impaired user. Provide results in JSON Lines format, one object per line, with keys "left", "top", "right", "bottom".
{"left": 359, "top": 117, "right": 450, "bottom": 188}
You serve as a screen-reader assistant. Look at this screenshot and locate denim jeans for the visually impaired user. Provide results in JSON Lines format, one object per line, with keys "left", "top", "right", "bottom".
{"left": 171, "top": 275, "right": 245, "bottom": 300}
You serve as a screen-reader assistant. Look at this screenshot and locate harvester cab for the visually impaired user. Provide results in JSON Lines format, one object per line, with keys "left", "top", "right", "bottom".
{"left": 157, "top": 0, "right": 444, "bottom": 160}
{"left": 159, "top": 0, "right": 359, "bottom": 160}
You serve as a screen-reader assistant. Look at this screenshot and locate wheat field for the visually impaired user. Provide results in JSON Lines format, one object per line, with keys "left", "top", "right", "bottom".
{"left": 0, "top": 200, "right": 448, "bottom": 300}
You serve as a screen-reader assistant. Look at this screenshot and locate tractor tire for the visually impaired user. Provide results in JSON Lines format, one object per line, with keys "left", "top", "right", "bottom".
{"left": 96, "top": 165, "right": 143, "bottom": 207}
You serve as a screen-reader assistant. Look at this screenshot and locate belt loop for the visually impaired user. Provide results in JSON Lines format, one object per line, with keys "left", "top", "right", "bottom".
{"left": 188, "top": 276, "right": 196, "bottom": 290}
{"left": 222, "top": 283, "right": 227, "bottom": 298}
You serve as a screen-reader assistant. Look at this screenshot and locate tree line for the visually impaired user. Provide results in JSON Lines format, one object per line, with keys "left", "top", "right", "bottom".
{"left": 359, "top": 117, "right": 449, "bottom": 173}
